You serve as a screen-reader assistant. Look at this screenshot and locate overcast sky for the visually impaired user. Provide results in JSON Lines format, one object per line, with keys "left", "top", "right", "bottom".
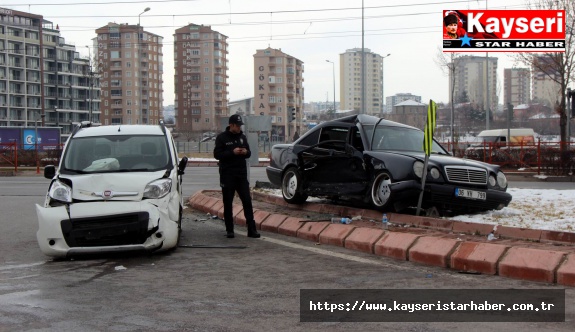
{"left": 3, "top": 0, "right": 530, "bottom": 106}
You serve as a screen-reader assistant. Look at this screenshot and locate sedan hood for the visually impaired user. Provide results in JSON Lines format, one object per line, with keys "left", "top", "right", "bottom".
{"left": 61, "top": 171, "right": 168, "bottom": 201}
{"left": 386, "top": 151, "right": 498, "bottom": 170}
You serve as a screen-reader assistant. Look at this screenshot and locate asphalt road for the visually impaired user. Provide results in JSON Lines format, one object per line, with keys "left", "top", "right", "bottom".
{"left": 0, "top": 168, "right": 574, "bottom": 331}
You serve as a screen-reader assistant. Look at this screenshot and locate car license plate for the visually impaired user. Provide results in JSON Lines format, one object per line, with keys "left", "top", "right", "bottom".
{"left": 455, "top": 188, "right": 486, "bottom": 200}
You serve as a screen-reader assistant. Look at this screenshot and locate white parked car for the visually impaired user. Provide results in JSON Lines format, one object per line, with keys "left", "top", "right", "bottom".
{"left": 36, "top": 121, "right": 188, "bottom": 258}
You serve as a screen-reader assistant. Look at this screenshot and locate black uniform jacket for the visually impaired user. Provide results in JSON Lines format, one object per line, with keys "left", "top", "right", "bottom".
{"left": 213, "top": 126, "right": 252, "bottom": 175}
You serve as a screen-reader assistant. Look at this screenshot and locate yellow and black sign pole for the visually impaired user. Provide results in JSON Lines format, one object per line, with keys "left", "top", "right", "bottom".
{"left": 416, "top": 100, "right": 437, "bottom": 216}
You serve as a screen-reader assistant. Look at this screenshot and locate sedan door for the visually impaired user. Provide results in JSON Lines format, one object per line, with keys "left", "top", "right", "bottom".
{"left": 298, "top": 125, "right": 368, "bottom": 196}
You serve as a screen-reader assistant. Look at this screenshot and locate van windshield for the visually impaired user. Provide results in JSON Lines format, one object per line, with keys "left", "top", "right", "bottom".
{"left": 61, "top": 135, "right": 171, "bottom": 174}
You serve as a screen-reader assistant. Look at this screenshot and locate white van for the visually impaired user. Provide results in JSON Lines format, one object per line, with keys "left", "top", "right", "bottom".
{"left": 476, "top": 128, "right": 536, "bottom": 145}
{"left": 36, "top": 121, "right": 188, "bottom": 258}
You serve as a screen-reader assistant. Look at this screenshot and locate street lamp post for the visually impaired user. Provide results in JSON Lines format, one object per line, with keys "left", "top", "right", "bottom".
{"left": 138, "top": 7, "right": 150, "bottom": 27}
{"left": 85, "top": 45, "right": 93, "bottom": 122}
{"left": 138, "top": 7, "right": 151, "bottom": 124}
{"left": 381, "top": 53, "right": 390, "bottom": 117}
{"left": 34, "top": 114, "right": 44, "bottom": 174}
{"left": 325, "top": 60, "right": 336, "bottom": 115}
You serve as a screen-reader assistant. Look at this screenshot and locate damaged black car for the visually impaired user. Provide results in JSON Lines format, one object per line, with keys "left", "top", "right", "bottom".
{"left": 266, "top": 114, "right": 512, "bottom": 215}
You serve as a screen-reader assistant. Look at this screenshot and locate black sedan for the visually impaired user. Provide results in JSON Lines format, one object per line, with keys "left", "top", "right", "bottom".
{"left": 266, "top": 114, "right": 512, "bottom": 215}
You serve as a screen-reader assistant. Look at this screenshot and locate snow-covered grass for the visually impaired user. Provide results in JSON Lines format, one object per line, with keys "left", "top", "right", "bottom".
{"left": 255, "top": 188, "right": 575, "bottom": 233}
{"left": 452, "top": 188, "right": 575, "bottom": 232}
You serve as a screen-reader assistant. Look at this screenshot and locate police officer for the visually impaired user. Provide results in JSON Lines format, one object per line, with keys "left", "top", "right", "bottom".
{"left": 213, "top": 114, "right": 261, "bottom": 239}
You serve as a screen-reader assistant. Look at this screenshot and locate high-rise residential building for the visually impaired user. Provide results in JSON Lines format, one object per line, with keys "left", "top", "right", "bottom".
{"left": 173, "top": 24, "right": 228, "bottom": 133}
{"left": 449, "top": 55, "right": 497, "bottom": 112}
{"left": 503, "top": 68, "right": 530, "bottom": 107}
{"left": 531, "top": 55, "right": 561, "bottom": 107}
{"left": 385, "top": 93, "right": 422, "bottom": 113}
{"left": 95, "top": 22, "right": 163, "bottom": 126}
{"left": 339, "top": 48, "right": 383, "bottom": 116}
{"left": 254, "top": 47, "right": 304, "bottom": 142}
{"left": 0, "top": 7, "right": 100, "bottom": 138}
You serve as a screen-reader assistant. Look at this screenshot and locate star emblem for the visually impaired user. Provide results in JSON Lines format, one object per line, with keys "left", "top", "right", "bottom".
{"left": 460, "top": 33, "right": 472, "bottom": 46}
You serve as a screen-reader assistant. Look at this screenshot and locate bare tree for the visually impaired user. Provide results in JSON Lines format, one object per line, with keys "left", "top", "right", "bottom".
{"left": 513, "top": 0, "right": 575, "bottom": 152}
{"left": 435, "top": 48, "right": 461, "bottom": 150}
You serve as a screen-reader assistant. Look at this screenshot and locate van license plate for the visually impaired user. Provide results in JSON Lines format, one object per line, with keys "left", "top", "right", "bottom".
{"left": 455, "top": 188, "right": 486, "bottom": 200}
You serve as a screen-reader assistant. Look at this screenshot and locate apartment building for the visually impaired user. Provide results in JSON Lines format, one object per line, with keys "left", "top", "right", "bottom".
{"left": 44, "top": 25, "right": 100, "bottom": 138}
{"left": 95, "top": 22, "right": 163, "bottom": 125}
{"left": 0, "top": 7, "right": 99, "bottom": 138}
{"left": 385, "top": 93, "right": 422, "bottom": 113}
{"left": 339, "top": 48, "right": 383, "bottom": 116}
{"left": 531, "top": 55, "right": 561, "bottom": 107}
{"left": 0, "top": 8, "right": 42, "bottom": 129}
{"left": 254, "top": 47, "right": 304, "bottom": 142}
{"left": 449, "top": 55, "right": 498, "bottom": 112}
{"left": 503, "top": 68, "right": 530, "bottom": 107}
{"left": 173, "top": 24, "right": 228, "bottom": 133}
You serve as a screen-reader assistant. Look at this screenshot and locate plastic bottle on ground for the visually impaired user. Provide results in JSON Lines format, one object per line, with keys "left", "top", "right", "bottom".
{"left": 382, "top": 213, "right": 389, "bottom": 230}
{"left": 331, "top": 217, "right": 352, "bottom": 224}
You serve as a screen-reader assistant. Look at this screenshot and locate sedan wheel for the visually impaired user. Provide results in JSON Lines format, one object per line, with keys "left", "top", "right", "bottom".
{"left": 281, "top": 167, "right": 308, "bottom": 204}
{"left": 371, "top": 172, "right": 393, "bottom": 209}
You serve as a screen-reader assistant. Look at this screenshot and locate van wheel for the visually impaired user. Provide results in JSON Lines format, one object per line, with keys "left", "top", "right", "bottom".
{"left": 176, "top": 206, "right": 183, "bottom": 246}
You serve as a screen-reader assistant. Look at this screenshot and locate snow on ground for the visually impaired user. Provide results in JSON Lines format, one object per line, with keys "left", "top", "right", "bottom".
{"left": 255, "top": 188, "right": 575, "bottom": 233}
{"left": 451, "top": 188, "right": 575, "bottom": 232}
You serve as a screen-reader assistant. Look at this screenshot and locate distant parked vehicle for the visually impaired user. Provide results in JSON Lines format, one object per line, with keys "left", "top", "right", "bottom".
{"left": 201, "top": 132, "right": 216, "bottom": 142}
{"left": 465, "top": 128, "right": 537, "bottom": 160}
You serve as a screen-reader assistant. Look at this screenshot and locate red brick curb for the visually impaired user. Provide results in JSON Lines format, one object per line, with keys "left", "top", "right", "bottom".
{"left": 450, "top": 241, "right": 509, "bottom": 275}
{"left": 190, "top": 190, "right": 575, "bottom": 286}
{"left": 408, "top": 236, "right": 461, "bottom": 268}
{"left": 277, "top": 217, "right": 306, "bottom": 237}
{"left": 260, "top": 214, "right": 288, "bottom": 233}
{"left": 318, "top": 224, "right": 356, "bottom": 247}
{"left": 297, "top": 222, "right": 330, "bottom": 243}
{"left": 498, "top": 247, "right": 566, "bottom": 283}
{"left": 557, "top": 254, "right": 575, "bottom": 287}
{"left": 374, "top": 232, "right": 421, "bottom": 260}
{"left": 344, "top": 228, "right": 386, "bottom": 254}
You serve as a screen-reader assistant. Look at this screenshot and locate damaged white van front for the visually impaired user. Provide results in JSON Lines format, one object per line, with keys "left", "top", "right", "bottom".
{"left": 36, "top": 121, "right": 188, "bottom": 258}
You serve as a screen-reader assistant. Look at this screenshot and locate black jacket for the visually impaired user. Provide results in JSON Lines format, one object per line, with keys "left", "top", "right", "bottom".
{"left": 213, "top": 126, "right": 252, "bottom": 174}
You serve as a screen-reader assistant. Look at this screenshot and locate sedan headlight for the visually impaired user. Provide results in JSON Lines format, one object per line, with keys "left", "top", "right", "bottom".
{"left": 413, "top": 161, "right": 424, "bottom": 178}
{"left": 429, "top": 167, "right": 440, "bottom": 179}
{"left": 497, "top": 171, "right": 508, "bottom": 189}
{"left": 49, "top": 180, "right": 72, "bottom": 203}
{"left": 144, "top": 179, "right": 172, "bottom": 199}
{"left": 488, "top": 175, "right": 497, "bottom": 187}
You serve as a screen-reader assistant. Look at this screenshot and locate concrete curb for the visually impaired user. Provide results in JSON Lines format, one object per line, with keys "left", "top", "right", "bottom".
{"left": 191, "top": 190, "right": 575, "bottom": 286}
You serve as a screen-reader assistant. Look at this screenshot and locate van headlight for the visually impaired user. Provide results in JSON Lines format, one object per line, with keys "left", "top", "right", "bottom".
{"left": 49, "top": 180, "right": 72, "bottom": 203}
{"left": 144, "top": 179, "right": 172, "bottom": 199}
{"left": 497, "top": 172, "right": 508, "bottom": 189}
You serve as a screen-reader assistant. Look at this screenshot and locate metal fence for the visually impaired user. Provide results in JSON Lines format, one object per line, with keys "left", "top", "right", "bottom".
{"left": 174, "top": 138, "right": 283, "bottom": 155}
{"left": 4, "top": 139, "right": 573, "bottom": 176}
{"left": 0, "top": 143, "right": 64, "bottom": 173}
{"left": 441, "top": 139, "right": 575, "bottom": 175}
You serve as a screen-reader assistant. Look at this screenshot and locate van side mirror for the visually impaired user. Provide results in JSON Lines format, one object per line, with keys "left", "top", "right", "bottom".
{"left": 44, "top": 165, "right": 56, "bottom": 179}
{"left": 177, "top": 156, "right": 188, "bottom": 175}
